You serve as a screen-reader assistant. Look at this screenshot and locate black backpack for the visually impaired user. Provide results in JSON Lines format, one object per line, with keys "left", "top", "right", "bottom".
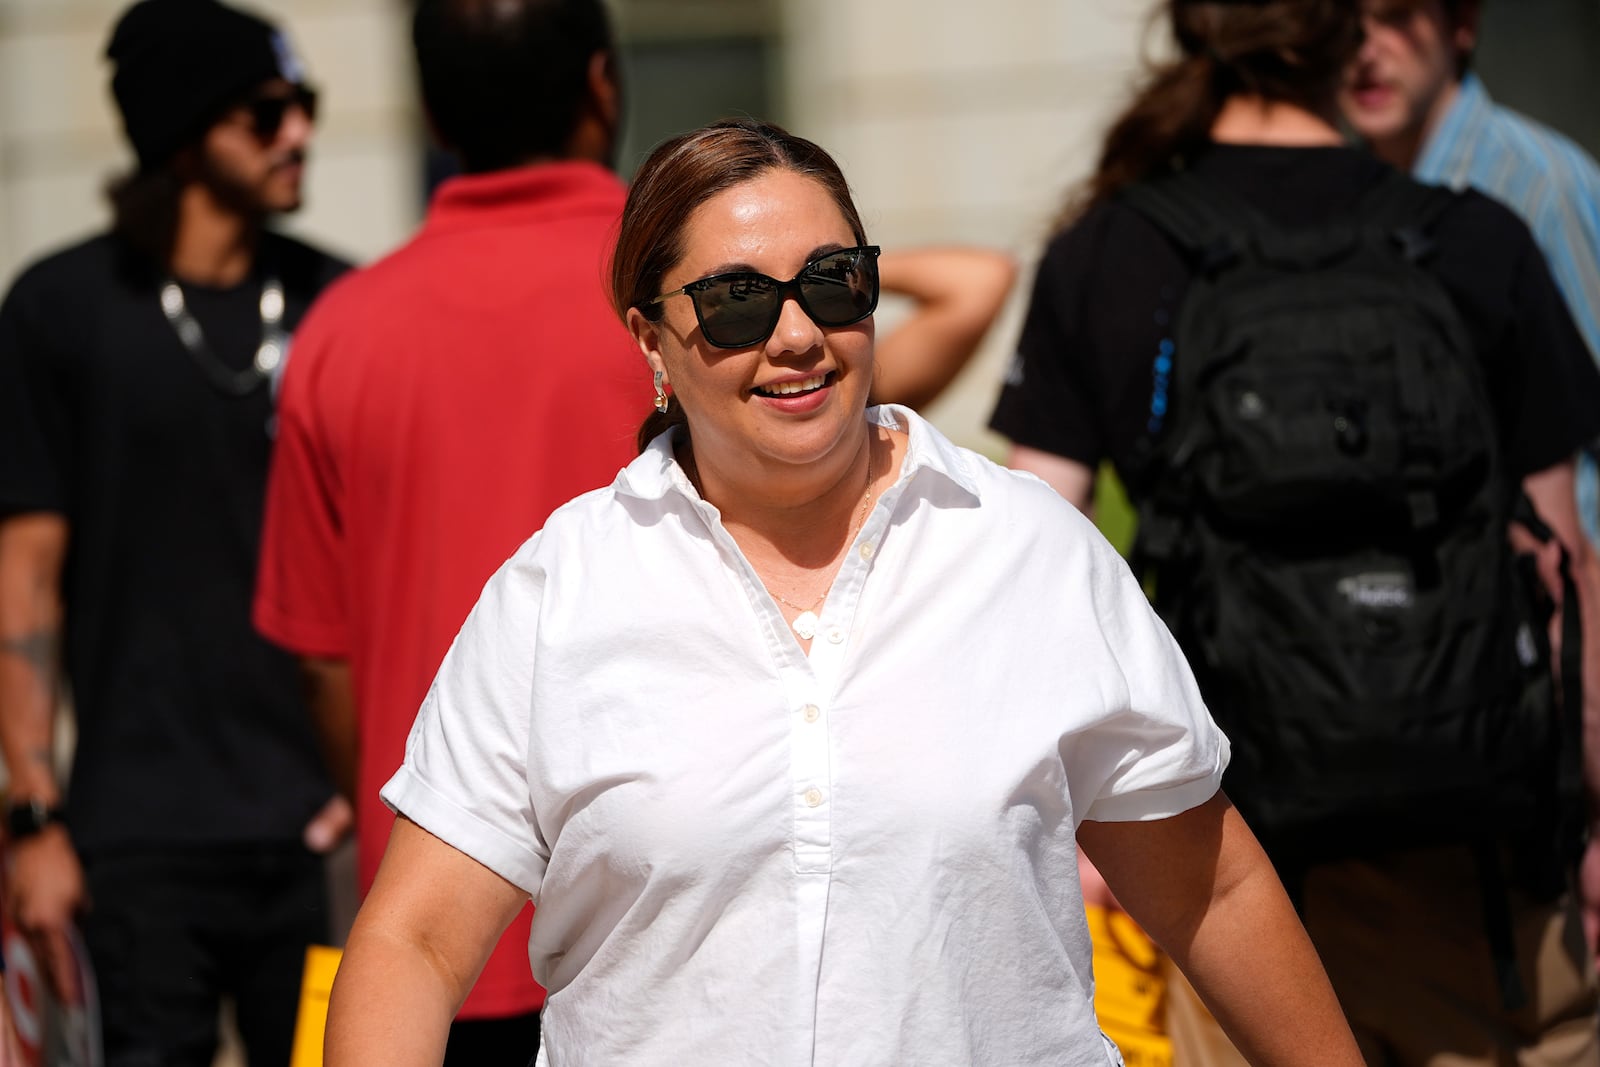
{"left": 1117, "top": 169, "right": 1583, "bottom": 892}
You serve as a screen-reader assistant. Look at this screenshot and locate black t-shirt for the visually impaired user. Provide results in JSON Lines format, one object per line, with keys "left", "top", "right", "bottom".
{"left": 0, "top": 230, "right": 349, "bottom": 853}
{"left": 990, "top": 144, "right": 1600, "bottom": 483}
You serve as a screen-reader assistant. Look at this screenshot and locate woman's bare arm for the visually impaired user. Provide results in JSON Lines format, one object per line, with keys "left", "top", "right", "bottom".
{"left": 325, "top": 816, "right": 530, "bottom": 1065}
{"left": 1078, "top": 792, "right": 1361, "bottom": 1066}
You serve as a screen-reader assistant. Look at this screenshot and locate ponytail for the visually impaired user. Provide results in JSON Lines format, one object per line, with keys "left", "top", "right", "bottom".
{"left": 1055, "top": 51, "right": 1222, "bottom": 229}
{"left": 1059, "top": 0, "right": 1362, "bottom": 227}
{"left": 1084, "top": 52, "right": 1222, "bottom": 210}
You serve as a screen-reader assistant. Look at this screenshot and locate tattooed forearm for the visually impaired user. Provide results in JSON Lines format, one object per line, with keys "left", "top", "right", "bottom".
{"left": 0, "top": 630, "right": 59, "bottom": 676}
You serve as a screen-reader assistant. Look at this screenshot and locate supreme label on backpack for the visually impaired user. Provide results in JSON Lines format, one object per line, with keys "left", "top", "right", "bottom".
{"left": 1336, "top": 571, "right": 1413, "bottom": 612}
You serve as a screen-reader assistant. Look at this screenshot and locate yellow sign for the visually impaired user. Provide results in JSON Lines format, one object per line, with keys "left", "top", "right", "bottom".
{"left": 1086, "top": 903, "right": 1172, "bottom": 1067}
{"left": 290, "top": 945, "right": 344, "bottom": 1067}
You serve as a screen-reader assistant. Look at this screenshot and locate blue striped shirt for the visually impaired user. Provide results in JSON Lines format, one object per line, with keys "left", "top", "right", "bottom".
{"left": 1416, "top": 73, "right": 1600, "bottom": 364}
{"left": 1416, "top": 74, "right": 1600, "bottom": 541}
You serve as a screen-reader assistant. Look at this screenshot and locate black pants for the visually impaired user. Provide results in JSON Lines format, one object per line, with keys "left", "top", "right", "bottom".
{"left": 445, "top": 1011, "right": 541, "bottom": 1066}
{"left": 80, "top": 842, "right": 328, "bottom": 1067}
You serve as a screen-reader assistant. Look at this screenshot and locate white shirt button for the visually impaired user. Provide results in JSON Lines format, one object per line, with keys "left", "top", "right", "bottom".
{"left": 827, "top": 628, "right": 845, "bottom": 644}
{"left": 801, "top": 704, "right": 820, "bottom": 723}
{"left": 804, "top": 788, "right": 823, "bottom": 807}
{"left": 859, "top": 542, "right": 876, "bottom": 560}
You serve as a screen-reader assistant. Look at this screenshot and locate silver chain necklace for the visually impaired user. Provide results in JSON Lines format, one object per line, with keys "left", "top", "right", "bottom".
{"left": 159, "top": 276, "right": 287, "bottom": 397}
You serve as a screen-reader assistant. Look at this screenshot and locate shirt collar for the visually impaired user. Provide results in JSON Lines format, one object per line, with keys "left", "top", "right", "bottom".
{"left": 422, "top": 160, "right": 626, "bottom": 235}
{"left": 1415, "top": 73, "right": 1493, "bottom": 188}
{"left": 614, "top": 404, "right": 982, "bottom": 505}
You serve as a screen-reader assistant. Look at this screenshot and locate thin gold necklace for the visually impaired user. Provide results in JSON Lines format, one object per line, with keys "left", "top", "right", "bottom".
{"left": 765, "top": 445, "right": 875, "bottom": 641}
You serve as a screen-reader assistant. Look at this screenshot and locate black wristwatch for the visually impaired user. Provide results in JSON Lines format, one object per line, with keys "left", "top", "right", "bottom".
{"left": 6, "top": 798, "right": 64, "bottom": 841}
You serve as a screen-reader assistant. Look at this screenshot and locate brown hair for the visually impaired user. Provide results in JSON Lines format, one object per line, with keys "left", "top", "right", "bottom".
{"left": 1072, "top": 0, "right": 1362, "bottom": 219}
{"left": 1371, "top": 0, "right": 1478, "bottom": 76}
{"left": 611, "top": 118, "right": 869, "bottom": 452}
{"left": 106, "top": 165, "right": 182, "bottom": 266}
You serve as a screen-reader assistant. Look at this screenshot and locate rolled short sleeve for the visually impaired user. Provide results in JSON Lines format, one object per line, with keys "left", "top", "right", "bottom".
{"left": 253, "top": 317, "right": 352, "bottom": 655}
{"left": 381, "top": 537, "right": 548, "bottom": 896}
{"left": 1066, "top": 533, "right": 1230, "bottom": 824}
{"left": 0, "top": 270, "right": 72, "bottom": 518}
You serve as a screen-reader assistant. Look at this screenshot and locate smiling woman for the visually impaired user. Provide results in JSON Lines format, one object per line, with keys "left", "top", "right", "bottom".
{"left": 322, "top": 117, "right": 1363, "bottom": 1067}
{"left": 623, "top": 163, "right": 882, "bottom": 601}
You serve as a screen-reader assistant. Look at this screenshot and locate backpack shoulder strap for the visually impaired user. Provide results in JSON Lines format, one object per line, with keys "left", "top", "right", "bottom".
{"left": 1512, "top": 494, "right": 1585, "bottom": 846}
{"left": 1353, "top": 169, "right": 1459, "bottom": 262}
{"left": 1118, "top": 170, "right": 1257, "bottom": 272}
{"left": 1118, "top": 171, "right": 1249, "bottom": 561}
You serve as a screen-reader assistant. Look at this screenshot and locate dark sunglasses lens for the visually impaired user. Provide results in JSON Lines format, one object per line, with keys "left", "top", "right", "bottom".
{"left": 696, "top": 275, "right": 780, "bottom": 347}
{"left": 250, "top": 97, "right": 291, "bottom": 138}
{"left": 800, "top": 250, "right": 878, "bottom": 325}
{"left": 249, "top": 86, "right": 318, "bottom": 139}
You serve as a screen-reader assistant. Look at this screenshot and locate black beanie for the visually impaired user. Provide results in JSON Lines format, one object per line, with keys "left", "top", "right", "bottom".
{"left": 106, "top": 0, "right": 307, "bottom": 171}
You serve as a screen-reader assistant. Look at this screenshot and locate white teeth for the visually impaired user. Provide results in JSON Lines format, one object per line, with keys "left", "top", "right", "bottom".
{"left": 761, "top": 375, "right": 827, "bottom": 397}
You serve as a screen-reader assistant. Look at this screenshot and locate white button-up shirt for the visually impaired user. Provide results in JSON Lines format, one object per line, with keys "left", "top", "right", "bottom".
{"left": 383, "top": 405, "right": 1228, "bottom": 1066}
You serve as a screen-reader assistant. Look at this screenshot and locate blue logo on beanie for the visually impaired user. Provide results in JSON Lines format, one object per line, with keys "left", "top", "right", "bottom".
{"left": 271, "top": 31, "right": 305, "bottom": 83}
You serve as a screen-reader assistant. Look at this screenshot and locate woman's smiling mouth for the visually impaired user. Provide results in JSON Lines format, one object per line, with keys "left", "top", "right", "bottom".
{"left": 753, "top": 373, "right": 831, "bottom": 398}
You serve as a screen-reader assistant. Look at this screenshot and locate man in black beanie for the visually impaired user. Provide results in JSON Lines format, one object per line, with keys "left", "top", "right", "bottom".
{"left": 0, "top": 1, "right": 351, "bottom": 1063}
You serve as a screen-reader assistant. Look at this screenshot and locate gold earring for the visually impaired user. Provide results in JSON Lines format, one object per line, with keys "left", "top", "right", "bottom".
{"left": 653, "top": 370, "right": 669, "bottom": 414}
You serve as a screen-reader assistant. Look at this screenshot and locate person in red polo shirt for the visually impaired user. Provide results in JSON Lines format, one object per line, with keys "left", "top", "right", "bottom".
{"left": 251, "top": 0, "right": 635, "bottom": 1061}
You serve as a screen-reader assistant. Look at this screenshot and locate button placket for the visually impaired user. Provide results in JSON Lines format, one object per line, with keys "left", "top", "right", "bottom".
{"left": 694, "top": 464, "right": 906, "bottom": 877}
{"left": 791, "top": 689, "right": 832, "bottom": 871}
{"left": 804, "top": 493, "right": 889, "bottom": 678}
{"left": 783, "top": 491, "right": 899, "bottom": 872}
{"left": 687, "top": 501, "right": 835, "bottom": 872}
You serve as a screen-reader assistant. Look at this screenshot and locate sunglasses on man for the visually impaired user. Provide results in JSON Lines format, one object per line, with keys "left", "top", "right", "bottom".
{"left": 640, "top": 245, "right": 882, "bottom": 350}
{"left": 236, "top": 84, "right": 319, "bottom": 141}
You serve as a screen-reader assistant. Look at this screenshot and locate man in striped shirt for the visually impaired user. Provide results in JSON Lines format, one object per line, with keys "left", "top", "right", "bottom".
{"left": 1342, "top": 0, "right": 1600, "bottom": 542}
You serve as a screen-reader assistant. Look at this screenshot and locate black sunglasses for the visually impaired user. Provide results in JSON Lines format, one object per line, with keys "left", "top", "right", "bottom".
{"left": 241, "top": 84, "right": 319, "bottom": 141}
{"left": 641, "top": 245, "right": 882, "bottom": 349}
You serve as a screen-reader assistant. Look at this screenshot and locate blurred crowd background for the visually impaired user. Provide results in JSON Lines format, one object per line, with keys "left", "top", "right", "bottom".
{"left": 4, "top": 0, "right": 1596, "bottom": 460}
{"left": 1, "top": 1, "right": 1598, "bottom": 1064}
